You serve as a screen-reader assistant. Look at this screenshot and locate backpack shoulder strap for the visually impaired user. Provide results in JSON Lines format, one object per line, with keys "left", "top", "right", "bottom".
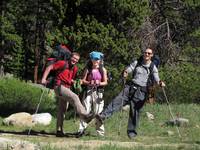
{"left": 132, "top": 58, "right": 141, "bottom": 77}
{"left": 149, "top": 61, "right": 154, "bottom": 75}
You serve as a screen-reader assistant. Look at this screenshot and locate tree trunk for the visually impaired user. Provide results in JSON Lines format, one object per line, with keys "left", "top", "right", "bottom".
{"left": 33, "top": 0, "right": 40, "bottom": 83}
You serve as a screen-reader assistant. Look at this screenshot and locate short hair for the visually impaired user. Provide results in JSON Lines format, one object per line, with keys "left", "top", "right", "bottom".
{"left": 72, "top": 52, "right": 80, "bottom": 57}
{"left": 145, "top": 48, "right": 154, "bottom": 54}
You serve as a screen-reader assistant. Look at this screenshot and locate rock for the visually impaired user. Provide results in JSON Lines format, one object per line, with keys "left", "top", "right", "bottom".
{"left": 167, "top": 130, "right": 174, "bottom": 136}
{"left": 32, "top": 113, "right": 52, "bottom": 126}
{"left": 3, "top": 112, "right": 35, "bottom": 127}
{"left": 146, "top": 112, "right": 154, "bottom": 120}
{"left": 165, "top": 117, "right": 189, "bottom": 127}
{"left": 122, "top": 105, "right": 130, "bottom": 111}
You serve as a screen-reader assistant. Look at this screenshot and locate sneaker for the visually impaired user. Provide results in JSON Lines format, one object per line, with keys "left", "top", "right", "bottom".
{"left": 56, "top": 130, "right": 65, "bottom": 137}
{"left": 75, "top": 130, "right": 85, "bottom": 138}
{"left": 128, "top": 132, "right": 137, "bottom": 139}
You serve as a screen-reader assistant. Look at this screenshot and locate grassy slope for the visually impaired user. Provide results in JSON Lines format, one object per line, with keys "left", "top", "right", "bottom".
{"left": 0, "top": 103, "right": 200, "bottom": 150}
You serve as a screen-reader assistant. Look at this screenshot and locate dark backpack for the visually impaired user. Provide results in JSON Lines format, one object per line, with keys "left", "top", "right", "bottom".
{"left": 47, "top": 44, "right": 72, "bottom": 66}
{"left": 43, "top": 44, "right": 73, "bottom": 89}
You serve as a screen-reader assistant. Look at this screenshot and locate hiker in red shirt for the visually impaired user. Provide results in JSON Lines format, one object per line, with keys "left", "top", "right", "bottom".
{"left": 41, "top": 52, "right": 93, "bottom": 137}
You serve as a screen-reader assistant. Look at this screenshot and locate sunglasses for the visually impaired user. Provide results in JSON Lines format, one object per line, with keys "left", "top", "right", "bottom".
{"left": 143, "top": 52, "right": 152, "bottom": 55}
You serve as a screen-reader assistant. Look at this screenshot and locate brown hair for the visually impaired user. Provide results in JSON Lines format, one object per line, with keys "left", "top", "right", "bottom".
{"left": 72, "top": 52, "right": 80, "bottom": 58}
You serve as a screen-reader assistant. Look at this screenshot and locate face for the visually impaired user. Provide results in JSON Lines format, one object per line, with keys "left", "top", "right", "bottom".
{"left": 70, "top": 54, "right": 80, "bottom": 65}
{"left": 143, "top": 48, "right": 153, "bottom": 61}
{"left": 91, "top": 58, "right": 101, "bottom": 66}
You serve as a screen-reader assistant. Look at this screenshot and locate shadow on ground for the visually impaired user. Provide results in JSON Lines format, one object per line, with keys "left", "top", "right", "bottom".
{"left": 0, "top": 129, "right": 84, "bottom": 138}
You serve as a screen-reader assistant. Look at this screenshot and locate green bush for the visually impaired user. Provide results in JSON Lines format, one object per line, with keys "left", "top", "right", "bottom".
{"left": 158, "top": 62, "right": 200, "bottom": 103}
{"left": 0, "top": 77, "right": 57, "bottom": 116}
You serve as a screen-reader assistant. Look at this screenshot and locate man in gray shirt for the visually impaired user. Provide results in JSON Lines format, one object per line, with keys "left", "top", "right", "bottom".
{"left": 96, "top": 48, "right": 165, "bottom": 139}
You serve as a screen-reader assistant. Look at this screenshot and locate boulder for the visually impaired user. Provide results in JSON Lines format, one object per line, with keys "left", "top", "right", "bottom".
{"left": 32, "top": 113, "right": 52, "bottom": 126}
{"left": 3, "top": 112, "right": 34, "bottom": 127}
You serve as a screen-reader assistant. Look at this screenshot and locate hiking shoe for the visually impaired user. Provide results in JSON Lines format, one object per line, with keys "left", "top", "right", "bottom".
{"left": 128, "top": 132, "right": 137, "bottom": 139}
{"left": 83, "top": 113, "right": 94, "bottom": 123}
{"left": 56, "top": 130, "right": 65, "bottom": 137}
{"left": 75, "top": 130, "right": 85, "bottom": 138}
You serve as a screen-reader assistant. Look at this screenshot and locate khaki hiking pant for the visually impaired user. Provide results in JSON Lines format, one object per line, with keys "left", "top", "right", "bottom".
{"left": 78, "top": 88, "right": 104, "bottom": 136}
{"left": 55, "top": 85, "right": 88, "bottom": 132}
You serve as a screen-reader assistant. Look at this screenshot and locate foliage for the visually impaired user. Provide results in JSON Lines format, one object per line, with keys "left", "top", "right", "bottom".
{"left": 158, "top": 62, "right": 200, "bottom": 103}
{"left": 1, "top": 0, "right": 199, "bottom": 104}
{"left": 0, "top": 77, "right": 57, "bottom": 116}
{"left": 1, "top": 11, "right": 24, "bottom": 77}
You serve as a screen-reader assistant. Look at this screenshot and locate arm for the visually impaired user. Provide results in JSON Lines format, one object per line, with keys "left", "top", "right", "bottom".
{"left": 152, "top": 66, "right": 165, "bottom": 87}
{"left": 81, "top": 69, "right": 90, "bottom": 86}
{"left": 41, "top": 64, "right": 53, "bottom": 85}
{"left": 123, "top": 60, "right": 138, "bottom": 78}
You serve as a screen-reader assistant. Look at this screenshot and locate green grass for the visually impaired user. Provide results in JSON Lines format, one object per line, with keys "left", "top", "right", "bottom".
{"left": 0, "top": 103, "right": 200, "bottom": 149}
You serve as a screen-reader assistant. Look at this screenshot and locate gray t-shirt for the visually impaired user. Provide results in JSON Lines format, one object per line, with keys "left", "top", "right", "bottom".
{"left": 126, "top": 60, "right": 160, "bottom": 87}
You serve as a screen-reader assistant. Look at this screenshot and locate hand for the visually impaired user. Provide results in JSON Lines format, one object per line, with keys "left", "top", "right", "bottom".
{"left": 90, "top": 80, "right": 95, "bottom": 86}
{"left": 159, "top": 81, "right": 166, "bottom": 87}
{"left": 95, "top": 80, "right": 100, "bottom": 86}
{"left": 123, "top": 70, "right": 128, "bottom": 78}
{"left": 41, "top": 79, "right": 47, "bottom": 85}
{"left": 71, "top": 79, "right": 74, "bottom": 83}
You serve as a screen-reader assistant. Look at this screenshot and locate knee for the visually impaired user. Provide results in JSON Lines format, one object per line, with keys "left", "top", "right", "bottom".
{"left": 72, "top": 94, "right": 79, "bottom": 101}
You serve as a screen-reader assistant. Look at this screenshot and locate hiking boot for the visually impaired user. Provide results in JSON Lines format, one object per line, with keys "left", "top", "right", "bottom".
{"left": 95, "top": 114, "right": 105, "bottom": 125}
{"left": 83, "top": 113, "right": 94, "bottom": 123}
{"left": 56, "top": 130, "right": 65, "bottom": 137}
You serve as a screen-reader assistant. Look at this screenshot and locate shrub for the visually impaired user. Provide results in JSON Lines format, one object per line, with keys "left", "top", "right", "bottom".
{"left": 0, "top": 77, "right": 57, "bottom": 116}
{"left": 158, "top": 62, "right": 200, "bottom": 103}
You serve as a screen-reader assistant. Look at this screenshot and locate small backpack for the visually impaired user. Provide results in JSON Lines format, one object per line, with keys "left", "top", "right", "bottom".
{"left": 43, "top": 44, "right": 73, "bottom": 89}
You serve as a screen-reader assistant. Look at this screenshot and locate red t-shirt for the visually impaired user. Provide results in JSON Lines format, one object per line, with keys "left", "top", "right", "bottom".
{"left": 53, "top": 60, "right": 78, "bottom": 88}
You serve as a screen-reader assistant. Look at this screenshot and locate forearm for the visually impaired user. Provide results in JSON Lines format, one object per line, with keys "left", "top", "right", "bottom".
{"left": 99, "top": 80, "right": 108, "bottom": 86}
{"left": 42, "top": 65, "right": 53, "bottom": 81}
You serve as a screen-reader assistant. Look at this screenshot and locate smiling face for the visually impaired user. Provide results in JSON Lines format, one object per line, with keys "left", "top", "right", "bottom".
{"left": 143, "top": 48, "right": 153, "bottom": 62}
{"left": 70, "top": 53, "right": 80, "bottom": 65}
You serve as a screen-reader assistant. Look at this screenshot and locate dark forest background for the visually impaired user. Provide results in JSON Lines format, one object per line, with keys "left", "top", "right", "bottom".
{"left": 1, "top": 0, "right": 199, "bottom": 104}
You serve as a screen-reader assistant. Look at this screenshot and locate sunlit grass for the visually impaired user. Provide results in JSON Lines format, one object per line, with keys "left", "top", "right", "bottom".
{"left": 0, "top": 103, "right": 200, "bottom": 149}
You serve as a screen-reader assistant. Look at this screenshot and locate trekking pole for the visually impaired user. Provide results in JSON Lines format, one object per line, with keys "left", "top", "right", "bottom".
{"left": 162, "top": 87, "right": 181, "bottom": 138}
{"left": 27, "top": 86, "right": 47, "bottom": 136}
{"left": 118, "top": 77, "right": 126, "bottom": 135}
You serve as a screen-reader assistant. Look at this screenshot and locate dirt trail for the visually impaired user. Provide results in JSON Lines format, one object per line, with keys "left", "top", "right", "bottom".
{"left": 0, "top": 133, "right": 198, "bottom": 150}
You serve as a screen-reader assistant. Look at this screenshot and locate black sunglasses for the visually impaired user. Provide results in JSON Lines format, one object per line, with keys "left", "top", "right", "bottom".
{"left": 143, "top": 52, "right": 152, "bottom": 55}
